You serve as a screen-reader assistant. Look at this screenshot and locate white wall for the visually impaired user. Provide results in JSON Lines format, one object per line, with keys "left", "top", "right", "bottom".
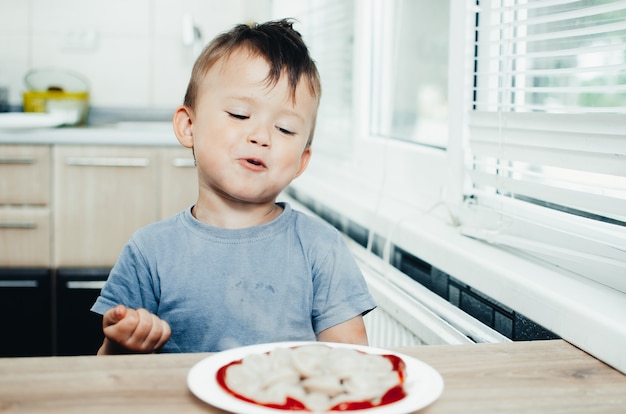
{"left": 0, "top": 0, "right": 270, "bottom": 110}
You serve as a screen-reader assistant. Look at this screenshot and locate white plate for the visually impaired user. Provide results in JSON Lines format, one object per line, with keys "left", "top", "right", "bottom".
{"left": 0, "top": 112, "right": 66, "bottom": 130}
{"left": 187, "top": 341, "right": 444, "bottom": 414}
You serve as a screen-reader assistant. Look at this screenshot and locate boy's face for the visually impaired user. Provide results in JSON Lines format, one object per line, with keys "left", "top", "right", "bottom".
{"left": 184, "top": 49, "right": 316, "bottom": 206}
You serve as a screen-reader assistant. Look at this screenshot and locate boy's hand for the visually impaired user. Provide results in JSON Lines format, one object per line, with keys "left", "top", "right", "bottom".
{"left": 97, "top": 304, "right": 171, "bottom": 355}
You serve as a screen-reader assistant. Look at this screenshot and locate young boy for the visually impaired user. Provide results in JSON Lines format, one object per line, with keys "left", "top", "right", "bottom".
{"left": 91, "top": 19, "right": 376, "bottom": 355}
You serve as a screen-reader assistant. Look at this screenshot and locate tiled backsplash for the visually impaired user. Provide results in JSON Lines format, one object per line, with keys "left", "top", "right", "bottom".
{"left": 0, "top": 0, "right": 269, "bottom": 110}
{"left": 287, "top": 187, "right": 560, "bottom": 342}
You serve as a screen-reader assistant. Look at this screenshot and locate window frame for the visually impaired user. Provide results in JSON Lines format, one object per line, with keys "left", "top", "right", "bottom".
{"left": 368, "top": 0, "right": 451, "bottom": 149}
{"left": 461, "top": 0, "right": 626, "bottom": 293}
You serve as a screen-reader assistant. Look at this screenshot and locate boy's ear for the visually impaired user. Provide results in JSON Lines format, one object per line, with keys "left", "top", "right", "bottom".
{"left": 173, "top": 105, "right": 194, "bottom": 148}
{"left": 294, "top": 147, "right": 312, "bottom": 179}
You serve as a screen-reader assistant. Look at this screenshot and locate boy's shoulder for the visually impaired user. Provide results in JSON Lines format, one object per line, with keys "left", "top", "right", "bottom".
{"left": 288, "top": 204, "right": 341, "bottom": 239}
{"left": 131, "top": 208, "right": 187, "bottom": 240}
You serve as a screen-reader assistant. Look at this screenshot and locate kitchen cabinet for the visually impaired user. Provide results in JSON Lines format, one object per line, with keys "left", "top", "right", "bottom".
{"left": 0, "top": 209, "right": 51, "bottom": 267}
{"left": 1, "top": 143, "right": 197, "bottom": 268}
{"left": 55, "top": 267, "right": 109, "bottom": 356}
{"left": 159, "top": 147, "right": 197, "bottom": 219}
{"left": 0, "top": 145, "right": 51, "bottom": 267}
{"left": 0, "top": 268, "right": 52, "bottom": 357}
{"left": 0, "top": 141, "right": 197, "bottom": 357}
{"left": 0, "top": 144, "right": 51, "bottom": 205}
{"left": 0, "top": 146, "right": 53, "bottom": 356}
{"left": 53, "top": 145, "right": 160, "bottom": 267}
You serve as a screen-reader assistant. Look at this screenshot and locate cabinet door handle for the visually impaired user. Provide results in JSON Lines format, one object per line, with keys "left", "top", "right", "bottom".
{"left": 172, "top": 158, "right": 196, "bottom": 168}
{"left": 0, "top": 280, "right": 38, "bottom": 288}
{"left": 0, "top": 157, "right": 36, "bottom": 164}
{"left": 66, "top": 281, "right": 106, "bottom": 289}
{"left": 0, "top": 222, "right": 37, "bottom": 229}
{"left": 66, "top": 157, "right": 150, "bottom": 167}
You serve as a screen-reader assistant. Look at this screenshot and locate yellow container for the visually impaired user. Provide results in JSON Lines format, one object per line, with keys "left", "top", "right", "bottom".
{"left": 23, "top": 90, "right": 89, "bottom": 125}
{"left": 23, "top": 68, "right": 90, "bottom": 125}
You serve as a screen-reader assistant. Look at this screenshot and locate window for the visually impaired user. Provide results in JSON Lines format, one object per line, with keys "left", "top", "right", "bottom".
{"left": 461, "top": 0, "right": 626, "bottom": 292}
{"left": 271, "top": 0, "right": 356, "bottom": 155}
{"left": 370, "top": 0, "right": 450, "bottom": 148}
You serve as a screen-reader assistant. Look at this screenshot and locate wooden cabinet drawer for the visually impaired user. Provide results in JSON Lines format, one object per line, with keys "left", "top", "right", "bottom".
{"left": 0, "top": 145, "right": 51, "bottom": 205}
{"left": 0, "top": 208, "right": 51, "bottom": 267}
{"left": 159, "top": 147, "right": 197, "bottom": 219}
{"left": 53, "top": 145, "right": 159, "bottom": 267}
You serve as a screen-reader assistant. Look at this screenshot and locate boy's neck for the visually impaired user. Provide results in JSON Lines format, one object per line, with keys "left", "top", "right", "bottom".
{"left": 191, "top": 199, "right": 283, "bottom": 229}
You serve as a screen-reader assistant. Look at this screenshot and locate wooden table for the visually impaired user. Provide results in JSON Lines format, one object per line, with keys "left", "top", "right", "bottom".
{"left": 0, "top": 340, "right": 624, "bottom": 413}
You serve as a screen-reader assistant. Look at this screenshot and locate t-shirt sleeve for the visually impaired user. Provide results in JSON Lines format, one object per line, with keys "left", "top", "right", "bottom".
{"left": 310, "top": 232, "right": 376, "bottom": 334}
{"left": 90, "top": 239, "right": 160, "bottom": 316}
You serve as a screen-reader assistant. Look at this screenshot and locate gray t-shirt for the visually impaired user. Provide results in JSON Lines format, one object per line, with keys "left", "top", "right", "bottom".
{"left": 91, "top": 203, "right": 376, "bottom": 352}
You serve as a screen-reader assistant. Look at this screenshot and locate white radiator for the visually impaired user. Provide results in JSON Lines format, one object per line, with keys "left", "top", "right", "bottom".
{"left": 348, "top": 237, "right": 510, "bottom": 347}
{"left": 364, "top": 306, "right": 425, "bottom": 347}
{"left": 281, "top": 193, "right": 509, "bottom": 347}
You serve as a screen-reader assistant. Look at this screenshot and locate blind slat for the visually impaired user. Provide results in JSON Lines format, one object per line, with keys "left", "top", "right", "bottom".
{"left": 469, "top": 112, "right": 626, "bottom": 150}
{"left": 478, "top": 20, "right": 626, "bottom": 45}
{"left": 466, "top": 170, "right": 626, "bottom": 221}
{"left": 473, "top": 103, "right": 626, "bottom": 113}
{"left": 466, "top": 190, "right": 626, "bottom": 248}
{"left": 490, "top": 0, "right": 585, "bottom": 13}
{"left": 469, "top": 142, "right": 626, "bottom": 176}
{"left": 475, "top": 41, "right": 626, "bottom": 61}
{"left": 475, "top": 63, "right": 626, "bottom": 78}
{"left": 474, "top": 85, "right": 626, "bottom": 94}
{"left": 482, "top": 0, "right": 626, "bottom": 29}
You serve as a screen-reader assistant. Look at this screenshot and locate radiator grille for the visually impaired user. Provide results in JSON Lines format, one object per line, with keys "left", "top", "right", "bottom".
{"left": 364, "top": 307, "right": 424, "bottom": 348}
{"left": 351, "top": 237, "right": 509, "bottom": 346}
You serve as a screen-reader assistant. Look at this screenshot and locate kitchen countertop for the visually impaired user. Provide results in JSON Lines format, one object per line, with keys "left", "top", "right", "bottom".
{"left": 0, "top": 121, "right": 180, "bottom": 146}
{"left": 0, "top": 339, "right": 624, "bottom": 413}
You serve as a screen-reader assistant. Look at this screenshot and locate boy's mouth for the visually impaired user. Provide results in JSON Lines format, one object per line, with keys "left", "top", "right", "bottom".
{"left": 245, "top": 158, "right": 266, "bottom": 168}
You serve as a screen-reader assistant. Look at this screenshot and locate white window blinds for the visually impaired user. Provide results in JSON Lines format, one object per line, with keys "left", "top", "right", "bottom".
{"left": 307, "top": 0, "right": 355, "bottom": 154}
{"left": 271, "top": 0, "right": 356, "bottom": 154}
{"left": 461, "top": 0, "right": 626, "bottom": 292}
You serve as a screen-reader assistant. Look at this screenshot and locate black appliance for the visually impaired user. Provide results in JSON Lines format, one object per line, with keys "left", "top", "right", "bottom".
{"left": 0, "top": 268, "right": 52, "bottom": 357}
{"left": 55, "top": 268, "right": 109, "bottom": 356}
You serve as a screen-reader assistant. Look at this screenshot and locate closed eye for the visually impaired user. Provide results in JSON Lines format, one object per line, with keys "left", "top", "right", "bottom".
{"left": 277, "top": 126, "right": 295, "bottom": 136}
{"left": 227, "top": 112, "right": 249, "bottom": 120}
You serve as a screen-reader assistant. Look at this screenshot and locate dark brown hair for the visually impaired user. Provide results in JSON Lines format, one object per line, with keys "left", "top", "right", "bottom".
{"left": 183, "top": 19, "right": 322, "bottom": 146}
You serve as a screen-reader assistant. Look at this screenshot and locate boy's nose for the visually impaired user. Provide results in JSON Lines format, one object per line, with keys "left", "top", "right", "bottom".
{"left": 247, "top": 126, "right": 271, "bottom": 147}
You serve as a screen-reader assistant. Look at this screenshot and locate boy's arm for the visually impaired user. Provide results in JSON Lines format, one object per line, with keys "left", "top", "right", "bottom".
{"left": 316, "top": 315, "right": 369, "bottom": 346}
{"left": 97, "top": 304, "right": 171, "bottom": 355}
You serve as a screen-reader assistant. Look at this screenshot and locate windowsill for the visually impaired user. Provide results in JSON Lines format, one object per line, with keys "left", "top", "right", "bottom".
{"left": 288, "top": 150, "right": 626, "bottom": 374}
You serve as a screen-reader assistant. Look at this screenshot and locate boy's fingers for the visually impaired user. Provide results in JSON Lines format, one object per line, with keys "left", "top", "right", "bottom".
{"left": 158, "top": 320, "right": 172, "bottom": 348}
{"left": 141, "top": 316, "right": 171, "bottom": 350}
{"left": 103, "top": 304, "right": 127, "bottom": 328}
{"left": 117, "top": 309, "right": 170, "bottom": 352}
{"left": 101, "top": 306, "right": 170, "bottom": 353}
{"left": 112, "top": 304, "right": 127, "bottom": 322}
